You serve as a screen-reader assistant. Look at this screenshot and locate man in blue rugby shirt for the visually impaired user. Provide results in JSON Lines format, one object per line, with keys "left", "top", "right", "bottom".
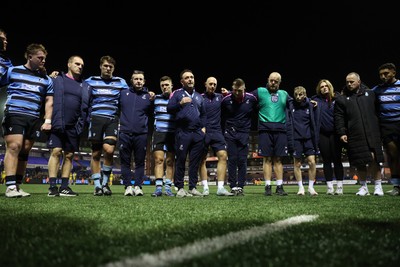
{"left": 199, "top": 77, "right": 233, "bottom": 196}
{"left": 372, "top": 63, "right": 400, "bottom": 196}
{"left": 167, "top": 69, "right": 206, "bottom": 197}
{"left": 221, "top": 78, "right": 258, "bottom": 196}
{"left": 151, "top": 76, "right": 176, "bottom": 197}
{"left": 86, "top": 56, "right": 129, "bottom": 196}
{"left": 0, "top": 43, "right": 54, "bottom": 198}
{"left": 46, "top": 55, "right": 90, "bottom": 197}
{"left": 0, "top": 29, "right": 12, "bottom": 80}
{"left": 119, "top": 70, "right": 154, "bottom": 197}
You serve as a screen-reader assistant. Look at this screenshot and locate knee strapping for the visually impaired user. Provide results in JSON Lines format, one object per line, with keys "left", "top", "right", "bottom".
{"left": 103, "top": 138, "right": 117, "bottom": 146}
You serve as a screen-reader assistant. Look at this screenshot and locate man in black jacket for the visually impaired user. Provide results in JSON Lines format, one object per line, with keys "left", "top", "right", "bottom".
{"left": 334, "top": 72, "right": 384, "bottom": 196}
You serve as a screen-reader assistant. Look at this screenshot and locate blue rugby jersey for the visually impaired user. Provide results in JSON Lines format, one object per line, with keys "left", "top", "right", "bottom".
{"left": 1, "top": 65, "right": 53, "bottom": 118}
{"left": 372, "top": 80, "right": 400, "bottom": 123}
{"left": 85, "top": 76, "right": 129, "bottom": 119}
{"left": 154, "top": 93, "right": 176, "bottom": 133}
{"left": 0, "top": 54, "right": 12, "bottom": 81}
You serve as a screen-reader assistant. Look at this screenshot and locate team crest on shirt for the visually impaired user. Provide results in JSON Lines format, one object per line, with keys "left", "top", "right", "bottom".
{"left": 271, "top": 94, "right": 279, "bottom": 102}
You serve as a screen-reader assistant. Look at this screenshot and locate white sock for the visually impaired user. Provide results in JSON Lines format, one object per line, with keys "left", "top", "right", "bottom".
{"left": 202, "top": 180, "right": 209, "bottom": 189}
{"left": 218, "top": 181, "right": 224, "bottom": 189}
{"left": 326, "top": 181, "right": 333, "bottom": 189}
{"left": 337, "top": 180, "right": 343, "bottom": 188}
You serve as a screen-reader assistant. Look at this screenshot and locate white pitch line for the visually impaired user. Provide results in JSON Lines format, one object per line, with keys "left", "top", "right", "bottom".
{"left": 101, "top": 215, "right": 318, "bottom": 267}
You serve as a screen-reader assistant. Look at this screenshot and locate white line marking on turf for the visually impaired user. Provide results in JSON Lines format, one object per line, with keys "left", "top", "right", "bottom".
{"left": 102, "top": 215, "right": 318, "bottom": 267}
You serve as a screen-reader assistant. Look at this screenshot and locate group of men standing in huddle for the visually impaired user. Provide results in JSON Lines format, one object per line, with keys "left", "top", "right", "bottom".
{"left": 1, "top": 28, "right": 399, "bottom": 198}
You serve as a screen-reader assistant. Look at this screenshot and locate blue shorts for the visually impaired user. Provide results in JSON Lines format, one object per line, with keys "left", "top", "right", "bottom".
{"left": 47, "top": 127, "right": 80, "bottom": 152}
{"left": 205, "top": 131, "right": 227, "bottom": 154}
{"left": 258, "top": 131, "right": 288, "bottom": 157}
{"left": 292, "top": 138, "right": 316, "bottom": 158}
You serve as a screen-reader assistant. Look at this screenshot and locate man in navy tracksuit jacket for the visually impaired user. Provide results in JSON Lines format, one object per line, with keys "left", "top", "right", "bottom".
{"left": 119, "top": 70, "right": 154, "bottom": 196}
{"left": 167, "top": 69, "right": 206, "bottom": 197}
{"left": 221, "top": 78, "right": 258, "bottom": 196}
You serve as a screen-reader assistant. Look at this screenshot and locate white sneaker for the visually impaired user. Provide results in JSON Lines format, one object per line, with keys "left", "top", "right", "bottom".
{"left": 217, "top": 187, "right": 234, "bottom": 196}
{"left": 326, "top": 187, "right": 334, "bottom": 195}
{"left": 334, "top": 187, "right": 343, "bottom": 195}
{"left": 133, "top": 186, "right": 143, "bottom": 196}
{"left": 356, "top": 185, "right": 370, "bottom": 196}
{"left": 297, "top": 187, "right": 305, "bottom": 196}
{"left": 124, "top": 186, "right": 134, "bottom": 196}
{"left": 202, "top": 188, "right": 210, "bottom": 196}
{"left": 374, "top": 185, "right": 384, "bottom": 196}
{"left": 308, "top": 187, "right": 318, "bottom": 196}
{"left": 176, "top": 188, "right": 193, "bottom": 198}
{"left": 17, "top": 186, "right": 31, "bottom": 197}
{"left": 188, "top": 188, "right": 204, "bottom": 197}
{"left": 5, "top": 186, "right": 22, "bottom": 198}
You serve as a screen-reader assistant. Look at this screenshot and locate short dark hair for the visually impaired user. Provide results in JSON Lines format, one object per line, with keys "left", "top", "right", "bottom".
{"left": 379, "top": 62, "right": 396, "bottom": 72}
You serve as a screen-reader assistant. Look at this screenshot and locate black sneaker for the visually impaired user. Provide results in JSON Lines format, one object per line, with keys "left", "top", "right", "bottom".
{"left": 236, "top": 187, "right": 244, "bottom": 196}
{"left": 276, "top": 185, "right": 288, "bottom": 196}
{"left": 264, "top": 185, "right": 272, "bottom": 196}
{"left": 94, "top": 187, "right": 103, "bottom": 196}
{"left": 48, "top": 186, "right": 60, "bottom": 197}
{"left": 102, "top": 184, "right": 112, "bottom": 196}
{"left": 59, "top": 186, "right": 78, "bottom": 197}
{"left": 230, "top": 187, "right": 238, "bottom": 196}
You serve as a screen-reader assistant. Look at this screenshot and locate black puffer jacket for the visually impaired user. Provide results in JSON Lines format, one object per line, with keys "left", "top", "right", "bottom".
{"left": 334, "top": 84, "right": 384, "bottom": 167}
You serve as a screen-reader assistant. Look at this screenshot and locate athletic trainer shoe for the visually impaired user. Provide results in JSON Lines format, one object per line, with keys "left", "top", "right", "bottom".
{"left": 48, "top": 186, "right": 60, "bottom": 197}
{"left": 102, "top": 184, "right": 112, "bottom": 196}
{"left": 176, "top": 188, "right": 193, "bottom": 198}
{"left": 389, "top": 186, "right": 400, "bottom": 196}
{"left": 217, "top": 187, "right": 234, "bottom": 196}
{"left": 94, "top": 187, "right": 103, "bottom": 196}
{"left": 202, "top": 188, "right": 210, "bottom": 196}
{"left": 124, "top": 186, "right": 134, "bottom": 196}
{"left": 297, "top": 187, "right": 305, "bottom": 196}
{"left": 6, "top": 186, "right": 22, "bottom": 198}
{"left": 326, "top": 187, "right": 334, "bottom": 195}
{"left": 59, "top": 186, "right": 78, "bottom": 197}
{"left": 276, "top": 185, "right": 288, "bottom": 196}
{"left": 308, "top": 187, "right": 318, "bottom": 196}
{"left": 373, "top": 185, "right": 384, "bottom": 196}
{"left": 356, "top": 185, "right": 370, "bottom": 196}
{"left": 264, "top": 185, "right": 272, "bottom": 196}
{"left": 17, "top": 186, "right": 31, "bottom": 197}
{"left": 335, "top": 187, "right": 343, "bottom": 195}
{"left": 164, "top": 187, "right": 175, "bottom": 197}
{"left": 188, "top": 188, "right": 204, "bottom": 197}
{"left": 133, "top": 186, "right": 144, "bottom": 196}
{"left": 236, "top": 187, "right": 244, "bottom": 196}
{"left": 151, "top": 186, "right": 163, "bottom": 197}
